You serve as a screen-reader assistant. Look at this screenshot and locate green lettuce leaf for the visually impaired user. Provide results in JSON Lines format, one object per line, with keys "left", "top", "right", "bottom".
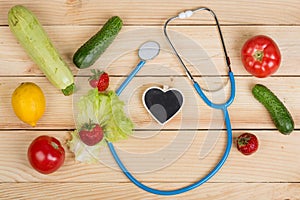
{"left": 68, "top": 88, "right": 134, "bottom": 163}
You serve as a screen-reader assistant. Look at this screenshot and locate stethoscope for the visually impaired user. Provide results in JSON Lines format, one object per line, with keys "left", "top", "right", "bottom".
{"left": 107, "top": 7, "right": 236, "bottom": 196}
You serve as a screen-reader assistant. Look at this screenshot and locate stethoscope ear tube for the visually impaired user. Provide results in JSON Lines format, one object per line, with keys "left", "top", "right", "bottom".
{"left": 193, "top": 71, "right": 235, "bottom": 109}
{"left": 107, "top": 7, "right": 236, "bottom": 196}
{"left": 163, "top": 7, "right": 232, "bottom": 80}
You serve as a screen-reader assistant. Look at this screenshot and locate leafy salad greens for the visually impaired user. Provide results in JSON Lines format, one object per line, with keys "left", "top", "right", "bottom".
{"left": 68, "top": 88, "right": 134, "bottom": 163}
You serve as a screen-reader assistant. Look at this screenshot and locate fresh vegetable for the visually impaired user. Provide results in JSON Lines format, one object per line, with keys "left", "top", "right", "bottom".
{"left": 79, "top": 121, "right": 104, "bottom": 146}
{"left": 12, "top": 82, "right": 45, "bottom": 127}
{"left": 73, "top": 16, "right": 123, "bottom": 69}
{"left": 8, "top": 5, "right": 75, "bottom": 95}
{"left": 241, "top": 35, "right": 281, "bottom": 78}
{"left": 28, "top": 135, "right": 65, "bottom": 174}
{"left": 68, "top": 89, "right": 134, "bottom": 163}
{"left": 236, "top": 133, "right": 259, "bottom": 155}
{"left": 88, "top": 69, "right": 109, "bottom": 91}
{"left": 252, "top": 84, "right": 294, "bottom": 135}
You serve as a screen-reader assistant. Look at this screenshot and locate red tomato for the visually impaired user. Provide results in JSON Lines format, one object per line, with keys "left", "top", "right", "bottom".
{"left": 241, "top": 35, "right": 281, "bottom": 78}
{"left": 27, "top": 135, "right": 65, "bottom": 174}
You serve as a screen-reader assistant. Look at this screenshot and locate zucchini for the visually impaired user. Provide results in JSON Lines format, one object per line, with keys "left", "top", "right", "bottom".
{"left": 8, "top": 5, "right": 75, "bottom": 96}
{"left": 73, "top": 16, "right": 123, "bottom": 69}
{"left": 252, "top": 84, "right": 294, "bottom": 135}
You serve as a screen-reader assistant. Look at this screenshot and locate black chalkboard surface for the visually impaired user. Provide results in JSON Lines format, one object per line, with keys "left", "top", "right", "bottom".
{"left": 143, "top": 87, "right": 184, "bottom": 125}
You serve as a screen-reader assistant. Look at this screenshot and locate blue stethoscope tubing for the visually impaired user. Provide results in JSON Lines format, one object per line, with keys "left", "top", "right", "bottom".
{"left": 107, "top": 7, "right": 236, "bottom": 196}
{"left": 116, "top": 60, "right": 145, "bottom": 95}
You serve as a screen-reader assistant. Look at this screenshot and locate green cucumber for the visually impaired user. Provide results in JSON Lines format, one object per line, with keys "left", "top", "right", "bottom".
{"left": 252, "top": 84, "right": 294, "bottom": 135}
{"left": 73, "top": 16, "right": 123, "bottom": 69}
{"left": 8, "top": 5, "right": 75, "bottom": 95}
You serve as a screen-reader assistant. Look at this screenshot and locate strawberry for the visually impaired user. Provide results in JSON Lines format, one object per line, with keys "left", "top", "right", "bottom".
{"left": 88, "top": 69, "right": 109, "bottom": 91}
{"left": 79, "top": 121, "right": 104, "bottom": 146}
{"left": 236, "top": 133, "right": 259, "bottom": 155}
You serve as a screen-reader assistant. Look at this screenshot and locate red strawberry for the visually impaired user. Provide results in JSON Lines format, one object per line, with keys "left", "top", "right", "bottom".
{"left": 236, "top": 133, "right": 259, "bottom": 155}
{"left": 97, "top": 72, "right": 109, "bottom": 91}
{"left": 88, "top": 69, "right": 109, "bottom": 91}
{"left": 79, "top": 121, "right": 104, "bottom": 146}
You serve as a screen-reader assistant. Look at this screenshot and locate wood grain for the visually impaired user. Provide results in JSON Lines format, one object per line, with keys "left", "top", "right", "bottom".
{"left": 0, "top": 77, "right": 298, "bottom": 129}
{"left": 0, "top": 130, "right": 299, "bottom": 183}
{"left": 0, "top": 0, "right": 299, "bottom": 25}
{"left": 0, "top": 1, "right": 299, "bottom": 199}
{"left": 1, "top": 183, "right": 300, "bottom": 200}
{"left": 1, "top": 26, "right": 300, "bottom": 76}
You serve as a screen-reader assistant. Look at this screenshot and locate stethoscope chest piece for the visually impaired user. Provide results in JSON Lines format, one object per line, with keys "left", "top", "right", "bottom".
{"left": 109, "top": 7, "right": 236, "bottom": 196}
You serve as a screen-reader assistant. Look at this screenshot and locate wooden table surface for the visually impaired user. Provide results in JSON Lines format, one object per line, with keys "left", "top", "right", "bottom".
{"left": 1, "top": 1, "right": 299, "bottom": 199}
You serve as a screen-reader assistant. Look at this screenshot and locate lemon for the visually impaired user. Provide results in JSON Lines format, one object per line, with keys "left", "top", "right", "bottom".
{"left": 12, "top": 82, "right": 46, "bottom": 127}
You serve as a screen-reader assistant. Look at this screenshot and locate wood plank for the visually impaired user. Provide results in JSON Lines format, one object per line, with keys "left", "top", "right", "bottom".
{"left": 0, "top": 77, "right": 74, "bottom": 129}
{"left": 1, "top": 26, "right": 299, "bottom": 76}
{"left": 1, "top": 0, "right": 300, "bottom": 25}
{"left": 0, "top": 1, "right": 298, "bottom": 200}
{"left": 0, "top": 76, "right": 298, "bottom": 129}
{"left": 1, "top": 182, "right": 300, "bottom": 200}
{"left": 0, "top": 130, "right": 299, "bottom": 183}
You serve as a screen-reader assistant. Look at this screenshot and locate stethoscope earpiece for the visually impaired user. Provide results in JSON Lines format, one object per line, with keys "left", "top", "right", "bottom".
{"left": 108, "top": 7, "right": 236, "bottom": 196}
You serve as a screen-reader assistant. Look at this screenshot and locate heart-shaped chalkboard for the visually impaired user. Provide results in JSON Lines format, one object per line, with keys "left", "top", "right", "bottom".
{"left": 142, "top": 87, "right": 184, "bottom": 125}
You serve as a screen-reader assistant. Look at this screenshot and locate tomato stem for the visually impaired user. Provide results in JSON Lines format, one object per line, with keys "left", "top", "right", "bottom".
{"left": 51, "top": 141, "right": 59, "bottom": 149}
{"left": 253, "top": 50, "right": 264, "bottom": 62}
